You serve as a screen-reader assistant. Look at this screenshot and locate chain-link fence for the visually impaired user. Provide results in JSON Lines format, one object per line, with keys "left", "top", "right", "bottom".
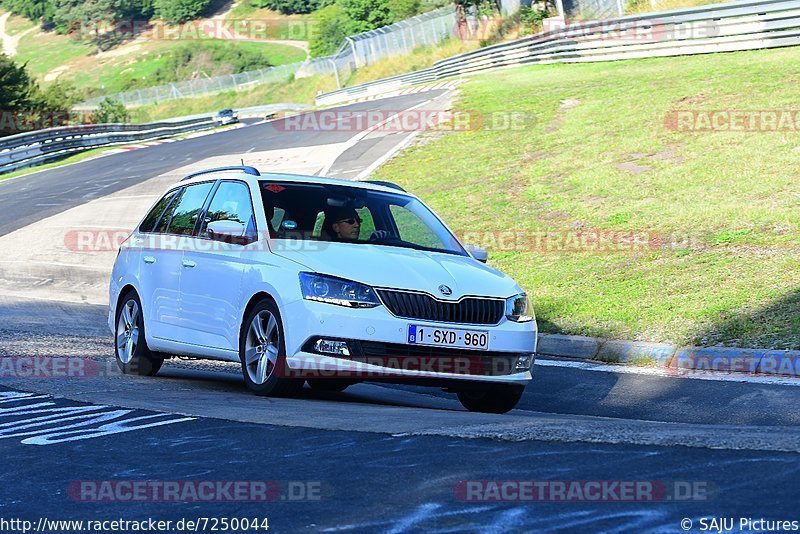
{"left": 78, "top": 6, "right": 457, "bottom": 109}
{"left": 79, "top": 63, "right": 300, "bottom": 109}
{"left": 346, "top": 7, "right": 457, "bottom": 67}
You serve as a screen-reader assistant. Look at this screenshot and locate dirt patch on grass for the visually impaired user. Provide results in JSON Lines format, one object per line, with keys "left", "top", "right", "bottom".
{"left": 675, "top": 93, "right": 708, "bottom": 105}
{"left": 617, "top": 144, "right": 686, "bottom": 174}
{"left": 547, "top": 98, "right": 581, "bottom": 133}
{"left": 616, "top": 161, "right": 652, "bottom": 175}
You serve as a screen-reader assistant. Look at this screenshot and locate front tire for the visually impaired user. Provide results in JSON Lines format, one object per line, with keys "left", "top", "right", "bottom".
{"left": 457, "top": 385, "right": 525, "bottom": 414}
{"left": 239, "top": 298, "right": 303, "bottom": 397}
{"left": 115, "top": 291, "right": 163, "bottom": 376}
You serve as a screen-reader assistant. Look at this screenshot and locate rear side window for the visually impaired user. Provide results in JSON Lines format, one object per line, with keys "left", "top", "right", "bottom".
{"left": 140, "top": 189, "right": 178, "bottom": 233}
{"left": 154, "top": 190, "right": 181, "bottom": 234}
{"left": 166, "top": 182, "right": 215, "bottom": 235}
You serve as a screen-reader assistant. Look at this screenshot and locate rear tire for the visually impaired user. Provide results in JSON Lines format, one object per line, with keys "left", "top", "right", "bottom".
{"left": 457, "top": 385, "right": 524, "bottom": 414}
{"left": 115, "top": 291, "right": 163, "bottom": 376}
{"left": 239, "top": 298, "right": 303, "bottom": 397}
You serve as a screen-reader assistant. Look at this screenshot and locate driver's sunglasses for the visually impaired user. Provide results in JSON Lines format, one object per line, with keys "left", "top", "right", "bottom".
{"left": 336, "top": 217, "right": 362, "bottom": 225}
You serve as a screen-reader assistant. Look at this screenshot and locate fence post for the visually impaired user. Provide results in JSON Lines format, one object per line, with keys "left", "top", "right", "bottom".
{"left": 328, "top": 58, "right": 341, "bottom": 89}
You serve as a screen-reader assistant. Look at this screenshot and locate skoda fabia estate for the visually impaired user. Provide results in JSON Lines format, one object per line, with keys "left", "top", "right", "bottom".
{"left": 109, "top": 166, "right": 537, "bottom": 413}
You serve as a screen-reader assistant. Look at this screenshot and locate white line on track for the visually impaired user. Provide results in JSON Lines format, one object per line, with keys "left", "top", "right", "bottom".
{"left": 354, "top": 131, "right": 419, "bottom": 181}
{"left": 317, "top": 97, "right": 436, "bottom": 177}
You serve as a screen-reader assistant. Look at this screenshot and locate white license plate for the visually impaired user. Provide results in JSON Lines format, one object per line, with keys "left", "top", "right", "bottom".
{"left": 407, "top": 325, "right": 489, "bottom": 351}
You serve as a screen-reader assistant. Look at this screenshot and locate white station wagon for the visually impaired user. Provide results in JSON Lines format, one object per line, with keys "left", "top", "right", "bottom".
{"left": 109, "top": 166, "right": 537, "bottom": 413}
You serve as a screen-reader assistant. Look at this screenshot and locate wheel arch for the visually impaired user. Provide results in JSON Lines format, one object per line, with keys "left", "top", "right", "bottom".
{"left": 115, "top": 284, "right": 139, "bottom": 320}
{"left": 239, "top": 291, "right": 280, "bottom": 339}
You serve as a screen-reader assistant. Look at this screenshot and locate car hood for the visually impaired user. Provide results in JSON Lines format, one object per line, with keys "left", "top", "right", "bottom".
{"left": 271, "top": 242, "right": 521, "bottom": 299}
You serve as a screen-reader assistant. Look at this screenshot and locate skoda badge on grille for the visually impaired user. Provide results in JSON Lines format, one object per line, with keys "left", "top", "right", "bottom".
{"left": 438, "top": 285, "right": 453, "bottom": 296}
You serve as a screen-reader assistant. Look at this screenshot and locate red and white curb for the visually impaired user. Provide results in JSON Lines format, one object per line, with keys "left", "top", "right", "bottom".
{"left": 104, "top": 138, "right": 178, "bottom": 155}
{"left": 102, "top": 122, "right": 248, "bottom": 156}
{"left": 344, "top": 80, "right": 463, "bottom": 104}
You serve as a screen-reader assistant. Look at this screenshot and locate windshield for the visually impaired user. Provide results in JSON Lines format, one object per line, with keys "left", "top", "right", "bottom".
{"left": 259, "top": 181, "right": 467, "bottom": 256}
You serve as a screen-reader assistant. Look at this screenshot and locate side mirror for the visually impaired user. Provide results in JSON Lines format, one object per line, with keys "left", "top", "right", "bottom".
{"left": 464, "top": 244, "right": 488, "bottom": 263}
{"left": 207, "top": 220, "right": 246, "bottom": 243}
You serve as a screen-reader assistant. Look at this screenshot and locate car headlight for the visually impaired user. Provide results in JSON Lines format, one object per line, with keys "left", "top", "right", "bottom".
{"left": 505, "top": 293, "right": 533, "bottom": 323}
{"left": 299, "top": 273, "right": 380, "bottom": 308}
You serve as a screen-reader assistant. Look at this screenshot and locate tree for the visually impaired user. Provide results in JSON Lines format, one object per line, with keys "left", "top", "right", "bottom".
{"left": 308, "top": 3, "right": 350, "bottom": 57}
{"left": 153, "top": 0, "right": 213, "bottom": 23}
{"left": 388, "top": 0, "right": 421, "bottom": 21}
{"left": 95, "top": 97, "right": 129, "bottom": 123}
{"left": 252, "top": 0, "right": 325, "bottom": 15}
{"left": 0, "top": 0, "right": 56, "bottom": 25}
{"left": 0, "top": 53, "right": 40, "bottom": 111}
{"left": 339, "top": 0, "right": 392, "bottom": 29}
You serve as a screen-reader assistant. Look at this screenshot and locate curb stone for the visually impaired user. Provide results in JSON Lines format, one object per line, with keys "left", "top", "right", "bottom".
{"left": 537, "top": 333, "right": 800, "bottom": 378}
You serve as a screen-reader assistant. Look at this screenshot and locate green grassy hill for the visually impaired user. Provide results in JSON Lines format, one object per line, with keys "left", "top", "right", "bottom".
{"left": 1, "top": 9, "right": 307, "bottom": 97}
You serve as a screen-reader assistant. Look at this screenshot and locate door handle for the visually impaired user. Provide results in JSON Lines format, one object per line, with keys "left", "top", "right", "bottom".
{"left": 143, "top": 256, "right": 156, "bottom": 264}
{"left": 182, "top": 259, "right": 197, "bottom": 268}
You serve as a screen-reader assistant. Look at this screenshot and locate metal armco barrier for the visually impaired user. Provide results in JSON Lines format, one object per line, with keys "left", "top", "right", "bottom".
{"left": 316, "top": 0, "right": 800, "bottom": 106}
{"left": 0, "top": 116, "right": 217, "bottom": 175}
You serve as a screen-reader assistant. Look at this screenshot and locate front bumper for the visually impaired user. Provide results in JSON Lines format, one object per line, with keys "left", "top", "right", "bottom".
{"left": 280, "top": 298, "right": 537, "bottom": 385}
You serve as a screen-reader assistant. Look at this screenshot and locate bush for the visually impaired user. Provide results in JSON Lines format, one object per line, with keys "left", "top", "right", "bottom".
{"left": 155, "top": 43, "right": 274, "bottom": 80}
{"left": 251, "top": 0, "right": 326, "bottom": 15}
{"left": 40, "top": 79, "right": 81, "bottom": 110}
{"left": 153, "top": 0, "right": 212, "bottom": 23}
{"left": 95, "top": 97, "right": 129, "bottom": 123}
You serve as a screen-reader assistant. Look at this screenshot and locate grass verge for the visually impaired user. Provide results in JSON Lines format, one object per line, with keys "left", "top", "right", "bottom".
{"left": 372, "top": 46, "right": 800, "bottom": 349}
{"left": 346, "top": 39, "right": 480, "bottom": 87}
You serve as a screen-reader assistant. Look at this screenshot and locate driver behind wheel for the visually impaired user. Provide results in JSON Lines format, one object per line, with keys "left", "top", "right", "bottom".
{"left": 327, "top": 207, "right": 362, "bottom": 240}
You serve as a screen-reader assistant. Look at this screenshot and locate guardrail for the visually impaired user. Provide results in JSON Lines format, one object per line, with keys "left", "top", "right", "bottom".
{"left": 0, "top": 116, "right": 216, "bottom": 175}
{"left": 0, "top": 103, "right": 313, "bottom": 175}
{"left": 316, "top": 0, "right": 800, "bottom": 106}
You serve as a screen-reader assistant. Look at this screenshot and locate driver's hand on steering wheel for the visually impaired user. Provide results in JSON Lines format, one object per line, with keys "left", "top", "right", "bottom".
{"left": 369, "top": 230, "right": 393, "bottom": 241}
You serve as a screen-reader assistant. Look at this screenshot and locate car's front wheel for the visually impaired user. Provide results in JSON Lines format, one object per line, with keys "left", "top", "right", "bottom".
{"left": 457, "top": 385, "right": 525, "bottom": 414}
{"left": 115, "top": 291, "right": 163, "bottom": 376}
{"left": 239, "top": 298, "right": 303, "bottom": 397}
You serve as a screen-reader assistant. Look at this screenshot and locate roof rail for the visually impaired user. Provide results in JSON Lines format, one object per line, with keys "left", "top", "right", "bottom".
{"left": 363, "top": 180, "right": 406, "bottom": 192}
{"left": 181, "top": 165, "right": 261, "bottom": 181}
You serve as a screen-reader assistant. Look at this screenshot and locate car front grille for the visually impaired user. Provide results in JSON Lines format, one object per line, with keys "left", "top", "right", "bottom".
{"left": 377, "top": 289, "right": 504, "bottom": 325}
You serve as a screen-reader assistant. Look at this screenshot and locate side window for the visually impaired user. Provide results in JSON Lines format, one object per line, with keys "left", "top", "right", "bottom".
{"left": 140, "top": 189, "right": 178, "bottom": 233}
{"left": 389, "top": 205, "right": 446, "bottom": 249}
{"left": 167, "top": 182, "right": 215, "bottom": 236}
{"left": 200, "top": 181, "right": 256, "bottom": 243}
